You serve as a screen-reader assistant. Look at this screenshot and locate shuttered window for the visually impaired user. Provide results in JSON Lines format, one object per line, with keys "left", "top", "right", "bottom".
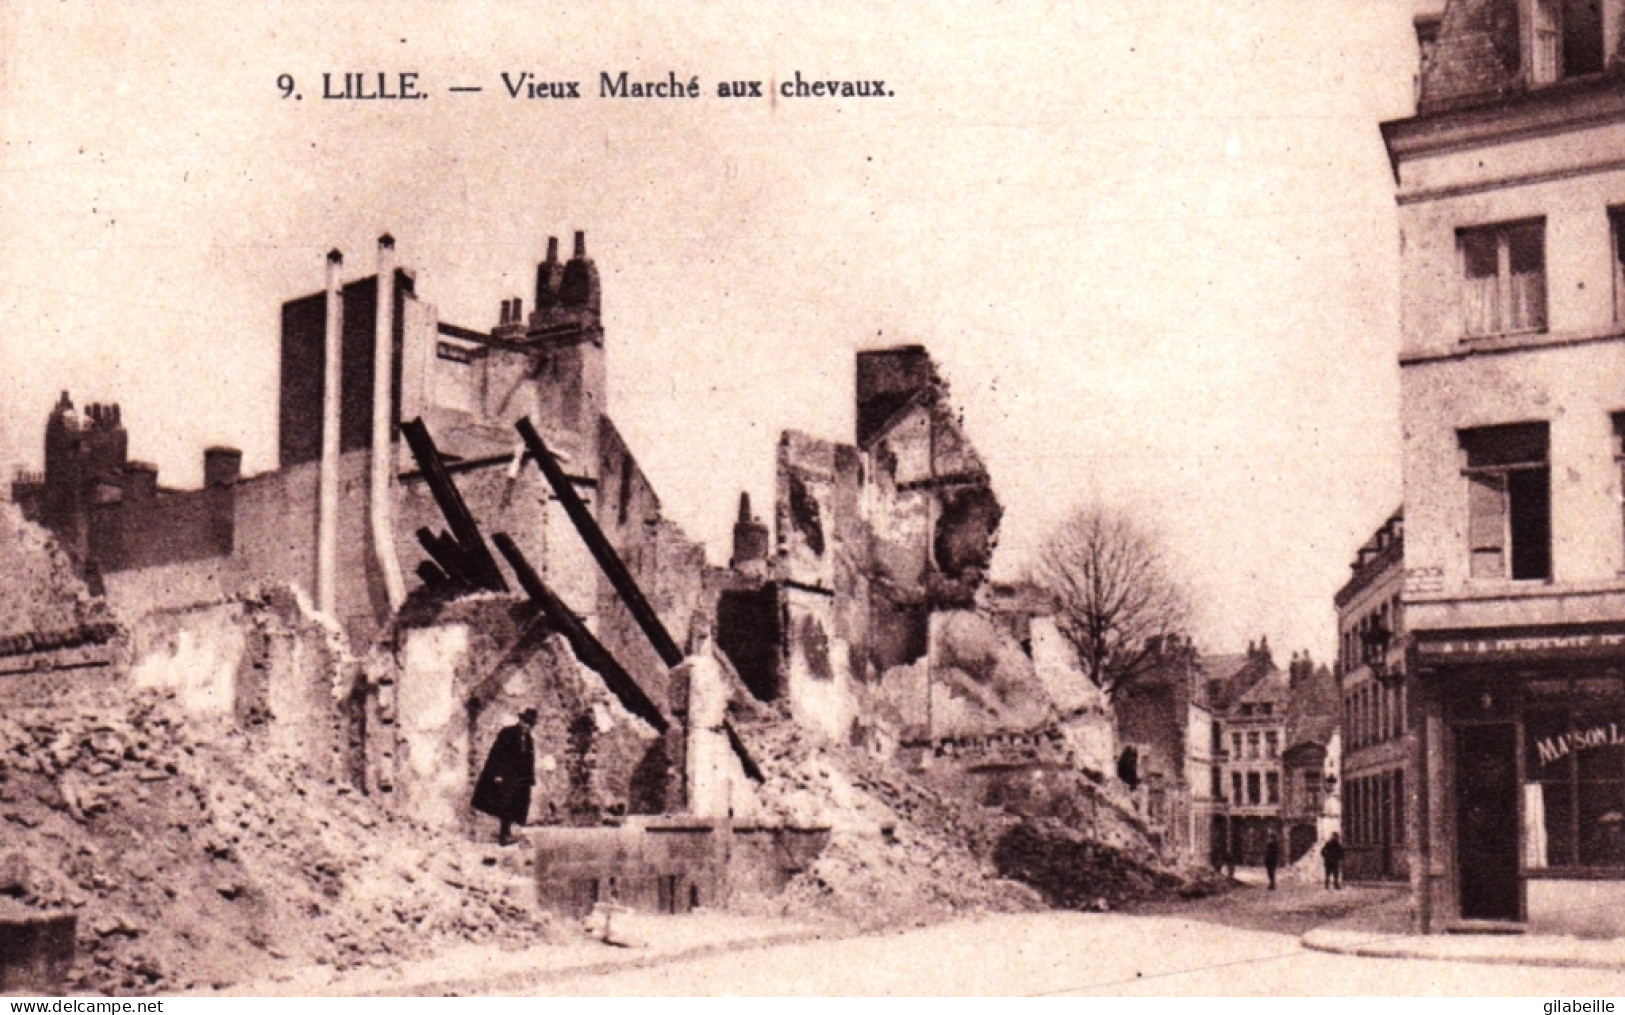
{"left": 1460, "top": 422, "right": 1551, "bottom": 581}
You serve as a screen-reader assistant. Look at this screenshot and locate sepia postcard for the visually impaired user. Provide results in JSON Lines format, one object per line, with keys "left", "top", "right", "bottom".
{"left": 3, "top": 0, "right": 1625, "bottom": 1001}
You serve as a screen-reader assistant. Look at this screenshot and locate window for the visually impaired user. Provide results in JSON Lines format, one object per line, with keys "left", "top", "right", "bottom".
{"left": 1613, "top": 413, "right": 1625, "bottom": 549}
{"left": 1613, "top": 209, "right": 1625, "bottom": 324}
{"left": 1232, "top": 733, "right": 1243, "bottom": 759}
{"left": 1232, "top": 772, "right": 1243, "bottom": 806}
{"left": 1393, "top": 769, "right": 1406, "bottom": 846}
{"left": 1266, "top": 772, "right": 1280, "bottom": 806}
{"left": 1265, "top": 731, "right": 1279, "bottom": 759}
{"left": 1304, "top": 771, "right": 1323, "bottom": 813}
{"left": 1247, "top": 772, "right": 1261, "bottom": 806}
{"left": 617, "top": 454, "right": 634, "bottom": 526}
{"left": 1239, "top": 704, "right": 1254, "bottom": 717}
{"left": 1211, "top": 721, "right": 1222, "bottom": 753}
{"left": 1211, "top": 765, "right": 1223, "bottom": 800}
{"left": 1532, "top": 0, "right": 1605, "bottom": 85}
{"left": 1459, "top": 221, "right": 1546, "bottom": 337}
{"left": 1247, "top": 732, "right": 1260, "bottom": 760}
{"left": 1460, "top": 422, "right": 1551, "bottom": 580}
{"left": 1259, "top": 703, "right": 1273, "bottom": 717}
{"left": 1526, "top": 677, "right": 1625, "bottom": 870}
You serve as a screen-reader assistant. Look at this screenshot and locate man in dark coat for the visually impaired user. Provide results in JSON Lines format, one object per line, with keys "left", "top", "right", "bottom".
{"left": 1264, "top": 832, "right": 1281, "bottom": 890}
{"left": 473, "top": 707, "right": 538, "bottom": 845}
{"left": 1321, "top": 831, "right": 1345, "bottom": 890}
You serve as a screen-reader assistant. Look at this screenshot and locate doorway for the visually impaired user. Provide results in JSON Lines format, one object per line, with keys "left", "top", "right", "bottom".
{"left": 1455, "top": 723, "right": 1521, "bottom": 921}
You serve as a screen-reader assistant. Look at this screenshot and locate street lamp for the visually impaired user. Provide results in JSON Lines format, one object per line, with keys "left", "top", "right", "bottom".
{"left": 1360, "top": 619, "right": 1403, "bottom": 688}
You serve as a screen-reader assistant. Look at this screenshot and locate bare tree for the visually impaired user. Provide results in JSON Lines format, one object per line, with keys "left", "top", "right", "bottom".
{"left": 1030, "top": 504, "right": 1192, "bottom": 700}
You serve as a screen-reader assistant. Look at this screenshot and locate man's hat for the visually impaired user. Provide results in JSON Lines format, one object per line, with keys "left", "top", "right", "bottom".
{"left": 518, "top": 707, "right": 539, "bottom": 723}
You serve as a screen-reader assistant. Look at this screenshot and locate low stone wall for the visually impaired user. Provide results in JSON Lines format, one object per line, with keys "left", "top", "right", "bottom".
{"left": 533, "top": 818, "right": 831, "bottom": 918}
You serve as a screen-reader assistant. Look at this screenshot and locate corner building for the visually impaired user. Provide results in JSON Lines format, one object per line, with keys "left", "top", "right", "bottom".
{"left": 1384, "top": 0, "right": 1625, "bottom": 933}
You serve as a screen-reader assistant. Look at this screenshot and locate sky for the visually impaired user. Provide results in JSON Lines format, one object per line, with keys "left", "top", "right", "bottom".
{"left": 0, "top": 0, "right": 1422, "bottom": 663}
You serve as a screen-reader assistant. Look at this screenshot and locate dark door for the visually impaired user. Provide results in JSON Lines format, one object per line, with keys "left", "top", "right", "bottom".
{"left": 1456, "top": 723, "right": 1521, "bottom": 921}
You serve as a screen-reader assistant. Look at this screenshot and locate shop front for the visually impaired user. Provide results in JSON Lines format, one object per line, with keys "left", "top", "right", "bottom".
{"left": 1412, "top": 625, "right": 1625, "bottom": 935}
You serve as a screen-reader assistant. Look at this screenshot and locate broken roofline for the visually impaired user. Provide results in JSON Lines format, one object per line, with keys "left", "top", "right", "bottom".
{"left": 398, "top": 414, "right": 765, "bottom": 779}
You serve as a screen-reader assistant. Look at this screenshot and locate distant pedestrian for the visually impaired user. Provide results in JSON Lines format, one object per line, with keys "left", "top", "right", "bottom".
{"left": 472, "top": 707, "right": 538, "bottom": 846}
{"left": 1321, "top": 832, "right": 1345, "bottom": 890}
{"left": 1264, "top": 833, "right": 1281, "bottom": 890}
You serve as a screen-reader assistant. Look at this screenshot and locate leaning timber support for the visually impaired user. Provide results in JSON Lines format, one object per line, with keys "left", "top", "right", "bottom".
{"left": 491, "top": 531, "right": 669, "bottom": 733}
{"left": 514, "top": 417, "right": 681, "bottom": 666}
{"left": 513, "top": 417, "right": 760, "bottom": 782}
{"left": 400, "top": 417, "right": 508, "bottom": 593}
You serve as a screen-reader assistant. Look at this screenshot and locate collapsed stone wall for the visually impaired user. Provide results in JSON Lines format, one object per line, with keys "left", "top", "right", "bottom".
{"left": 375, "top": 595, "right": 668, "bottom": 834}
{"left": 0, "top": 598, "right": 553, "bottom": 995}
{"left": 0, "top": 503, "right": 112, "bottom": 648}
{"left": 772, "top": 432, "right": 867, "bottom": 741}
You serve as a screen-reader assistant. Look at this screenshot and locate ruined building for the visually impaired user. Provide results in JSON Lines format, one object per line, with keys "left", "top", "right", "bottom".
{"left": 711, "top": 345, "right": 1121, "bottom": 838}
{"left": 10, "top": 232, "right": 747, "bottom": 837}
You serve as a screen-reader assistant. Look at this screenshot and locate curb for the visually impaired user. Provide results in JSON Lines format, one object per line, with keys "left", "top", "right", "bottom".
{"left": 355, "top": 924, "right": 839, "bottom": 996}
{"left": 1301, "top": 928, "right": 1625, "bottom": 972}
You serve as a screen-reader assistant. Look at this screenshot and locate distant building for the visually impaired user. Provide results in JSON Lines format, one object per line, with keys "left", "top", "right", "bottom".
{"left": 1383, "top": 0, "right": 1625, "bottom": 934}
{"left": 1334, "top": 509, "right": 1408, "bottom": 883}
{"left": 11, "top": 397, "right": 238, "bottom": 595}
{"left": 1281, "top": 655, "right": 1340, "bottom": 864}
{"left": 1112, "top": 635, "right": 1219, "bottom": 864}
{"left": 1213, "top": 641, "right": 1287, "bottom": 865}
{"left": 1198, "top": 641, "right": 1336, "bottom": 867}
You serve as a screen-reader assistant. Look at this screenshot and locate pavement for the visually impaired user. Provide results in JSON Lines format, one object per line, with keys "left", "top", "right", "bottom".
{"left": 1302, "top": 925, "right": 1625, "bottom": 970}
{"left": 206, "top": 911, "right": 841, "bottom": 997}
{"left": 1154, "top": 866, "right": 1625, "bottom": 972}
{"left": 1300, "top": 893, "right": 1625, "bottom": 972}
{"left": 202, "top": 872, "right": 1625, "bottom": 995}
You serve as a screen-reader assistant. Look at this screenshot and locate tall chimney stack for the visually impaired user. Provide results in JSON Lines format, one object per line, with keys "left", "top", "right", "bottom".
{"left": 317, "top": 249, "right": 344, "bottom": 615}
{"left": 371, "top": 233, "right": 407, "bottom": 610}
{"left": 535, "top": 236, "right": 563, "bottom": 312}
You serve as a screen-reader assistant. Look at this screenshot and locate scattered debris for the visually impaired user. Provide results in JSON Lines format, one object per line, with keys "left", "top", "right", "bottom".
{"left": 0, "top": 691, "right": 561, "bottom": 995}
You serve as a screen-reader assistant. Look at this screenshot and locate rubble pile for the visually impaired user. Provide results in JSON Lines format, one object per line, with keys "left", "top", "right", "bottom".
{"left": 737, "top": 718, "right": 1198, "bottom": 928}
{"left": 0, "top": 690, "right": 558, "bottom": 995}
{"left": 0, "top": 504, "right": 108, "bottom": 640}
{"left": 989, "top": 818, "right": 1206, "bottom": 911}
{"left": 738, "top": 722, "right": 1037, "bottom": 927}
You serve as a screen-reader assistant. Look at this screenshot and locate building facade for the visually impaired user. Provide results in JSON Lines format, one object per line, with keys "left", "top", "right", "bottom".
{"left": 1112, "top": 636, "right": 1219, "bottom": 864}
{"left": 1282, "top": 655, "right": 1340, "bottom": 865}
{"left": 1335, "top": 510, "right": 1410, "bottom": 883}
{"left": 1202, "top": 642, "right": 1282, "bottom": 865}
{"left": 1223, "top": 652, "right": 1288, "bottom": 865}
{"left": 1383, "top": 0, "right": 1625, "bottom": 934}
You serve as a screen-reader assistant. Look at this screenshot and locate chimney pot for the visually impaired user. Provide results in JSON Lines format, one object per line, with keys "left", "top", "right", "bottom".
{"left": 327, "top": 248, "right": 343, "bottom": 264}
{"left": 500, "top": 299, "right": 511, "bottom": 325}
{"left": 546, "top": 236, "right": 559, "bottom": 263}
{"left": 204, "top": 446, "right": 242, "bottom": 487}
{"left": 573, "top": 231, "right": 586, "bottom": 259}
{"left": 379, "top": 233, "right": 395, "bottom": 250}
{"left": 512, "top": 297, "right": 522, "bottom": 319}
